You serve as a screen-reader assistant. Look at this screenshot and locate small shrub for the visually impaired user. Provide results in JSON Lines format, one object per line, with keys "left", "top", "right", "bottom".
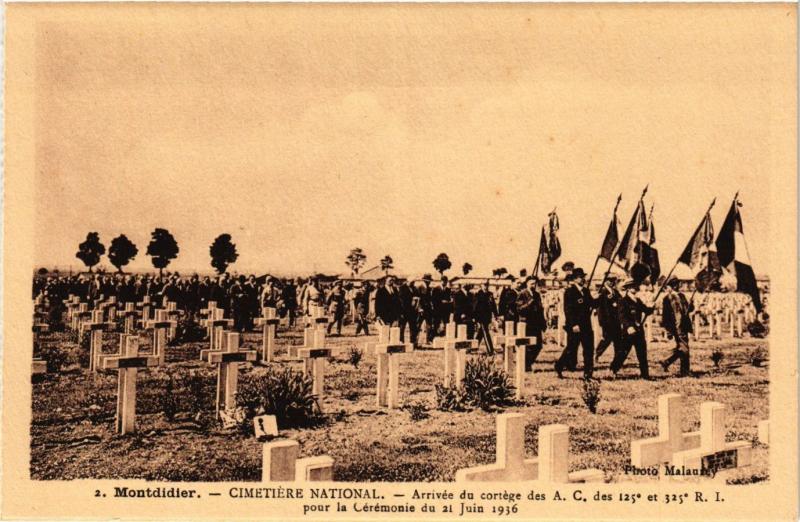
{"left": 581, "top": 378, "right": 601, "bottom": 414}
{"left": 461, "top": 357, "right": 515, "bottom": 411}
{"left": 435, "top": 358, "right": 515, "bottom": 412}
{"left": 711, "top": 350, "right": 724, "bottom": 368}
{"left": 434, "top": 383, "right": 467, "bottom": 412}
{"left": 347, "top": 346, "right": 363, "bottom": 369}
{"left": 748, "top": 346, "right": 768, "bottom": 367}
{"left": 405, "top": 402, "right": 430, "bottom": 421}
{"left": 38, "top": 344, "right": 69, "bottom": 373}
{"left": 235, "top": 367, "right": 321, "bottom": 432}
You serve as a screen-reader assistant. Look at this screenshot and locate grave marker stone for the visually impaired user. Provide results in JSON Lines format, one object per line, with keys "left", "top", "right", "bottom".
{"left": 670, "top": 401, "right": 753, "bottom": 478}
{"left": 262, "top": 439, "right": 334, "bottom": 482}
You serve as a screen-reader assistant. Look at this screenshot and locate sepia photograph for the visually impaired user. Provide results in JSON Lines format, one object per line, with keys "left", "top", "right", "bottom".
{"left": 3, "top": 2, "right": 797, "bottom": 520}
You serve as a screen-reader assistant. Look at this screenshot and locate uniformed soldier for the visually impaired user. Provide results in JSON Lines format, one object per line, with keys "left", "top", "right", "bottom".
{"left": 660, "top": 278, "right": 693, "bottom": 377}
{"left": 610, "top": 280, "right": 655, "bottom": 379}
{"left": 555, "top": 268, "right": 597, "bottom": 379}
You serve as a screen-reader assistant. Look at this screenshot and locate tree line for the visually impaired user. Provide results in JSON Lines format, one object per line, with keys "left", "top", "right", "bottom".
{"left": 74, "top": 230, "right": 239, "bottom": 276}
{"left": 345, "top": 248, "right": 515, "bottom": 280}
{"left": 72, "top": 233, "right": 529, "bottom": 279}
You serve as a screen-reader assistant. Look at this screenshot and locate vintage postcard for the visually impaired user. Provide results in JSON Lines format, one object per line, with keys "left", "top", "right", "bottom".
{"left": 3, "top": 2, "right": 797, "bottom": 520}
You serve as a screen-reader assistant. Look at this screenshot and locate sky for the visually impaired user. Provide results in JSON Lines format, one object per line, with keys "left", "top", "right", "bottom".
{"left": 30, "top": 4, "right": 792, "bottom": 277}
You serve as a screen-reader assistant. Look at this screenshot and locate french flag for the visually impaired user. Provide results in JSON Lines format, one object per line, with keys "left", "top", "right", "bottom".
{"left": 715, "top": 194, "right": 762, "bottom": 312}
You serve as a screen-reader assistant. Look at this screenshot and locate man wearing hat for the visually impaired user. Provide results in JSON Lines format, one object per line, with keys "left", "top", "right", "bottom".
{"left": 516, "top": 276, "right": 547, "bottom": 370}
{"left": 610, "top": 280, "right": 655, "bottom": 379}
{"left": 555, "top": 267, "right": 598, "bottom": 379}
{"left": 660, "top": 278, "right": 693, "bottom": 376}
{"left": 326, "top": 280, "right": 346, "bottom": 336}
{"left": 498, "top": 275, "right": 518, "bottom": 323}
{"left": 473, "top": 279, "right": 498, "bottom": 354}
{"left": 595, "top": 275, "right": 623, "bottom": 362}
{"left": 416, "top": 275, "right": 436, "bottom": 344}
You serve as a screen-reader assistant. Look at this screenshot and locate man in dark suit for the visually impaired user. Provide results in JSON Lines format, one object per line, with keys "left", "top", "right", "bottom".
{"left": 374, "top": 275, "right": 402, "bottom": 326}
{"left": 516, "top": 276, "right": 547, "bottom": 370}
{"left": 452, "top": 282, "right": 474, "bottom": 338}
{"left": 498, "top": 276, "right": 518, "bottom": 323}
{"left": 398, "top": 280, "right": 419, "bottom": 344}
{"left": 473, "top": 280, "right": 498, "bottom": 354}
{"left": 555, "top": 268, "right": 597, "bottom": 379}
{"left": 660, "top": 278, "right": 693, "bottom": 376}
{"left": 610, "top": 280, "right": 655, "bottom": 379}
{"left": 431, "top": 277, "right": 452, "bottom": 336}
{"left": 416, "top": 275, "right": 436, "bottom": 344}
{"left": 595, "top": 275, "right": 623, "bottom": 362}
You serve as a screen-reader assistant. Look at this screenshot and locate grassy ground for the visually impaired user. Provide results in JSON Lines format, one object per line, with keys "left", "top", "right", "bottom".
{"left": 30, "top": 322, "right": 769, "bottom": 483}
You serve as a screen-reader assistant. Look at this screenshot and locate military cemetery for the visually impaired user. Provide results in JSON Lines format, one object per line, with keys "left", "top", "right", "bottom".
{"left": 30, "top": 220, "right": 770, "bottom": 483}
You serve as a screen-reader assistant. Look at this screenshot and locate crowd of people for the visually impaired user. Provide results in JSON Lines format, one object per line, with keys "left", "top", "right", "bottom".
{"left": 34, "top": 265, "right": 762, "bottom": 381}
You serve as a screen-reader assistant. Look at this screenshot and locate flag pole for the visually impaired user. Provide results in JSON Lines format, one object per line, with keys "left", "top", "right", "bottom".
{"left": 588, "top": 194, "right": 622, "bottom": 287}
{"left": 532, "top": 225, "right": 543, "bottom": 278}
{"left": 602, "top": 185, "right": 647, "bottom": 284}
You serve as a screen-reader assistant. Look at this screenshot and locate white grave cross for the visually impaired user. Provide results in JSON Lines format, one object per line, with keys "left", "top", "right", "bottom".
{"left": 443, "top": 324, "right": 477, "bottom": 387}
{"left": 630, "top": 393, "right": 701, "bottom": 467}
{"left": 144, "top": 309, "right": 176, "bottom": 365}
{"left": 101, "top": 336, "right": 159, "bottom": 434}
{"left": 374, "top": 326, "right": 414, "bottom": 409}
{"left": 670, "top": 402, "right": 753, "bottom": 477}
{"left": 500, "top": 322, "right": 536, "bottom": 400}
{"left": 455, "top": 413, "right": 604, "bottom": 483}
{"left": 255, "top": 307, "right": 280, "bottom": 362}
{"left": 201, "top": 331, "right": 257, "bottom": 416}
{"left": 298, "top": 329, "right": 331, "bottom": 401}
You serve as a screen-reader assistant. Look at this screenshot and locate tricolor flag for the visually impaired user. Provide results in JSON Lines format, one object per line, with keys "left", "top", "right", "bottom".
{"left": 547, "top": 210, "right": 562, "bottom": 269}
{"left": 599, "top": 194, "right": 621, "bottom": 261}
{"left": 615, "top": 199, "right": 649, "bottom": 278}
{"left": 638, "top": 204, "right": 661, "bottom": 283}
{"left": 715, "top": 194, "right": 762, "bottom": 311}
{"left": 536, "top": 210, "right": 561, "bottom": 275}
{"left": 677, "top": 199, "right": 722, "bottom": 292}
{"left": 536, "top": 227, "right": 551, "bottom": 274}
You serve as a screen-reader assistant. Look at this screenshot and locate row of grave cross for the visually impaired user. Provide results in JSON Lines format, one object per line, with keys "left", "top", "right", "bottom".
{"left": 456, "top": 393, "right": 756, "bottom": 482}
{"left": 36, "top": 301, "right": 765, "bottom": 480}
{"left": 258, "top": 393, "right": 760, "bottom": 484}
